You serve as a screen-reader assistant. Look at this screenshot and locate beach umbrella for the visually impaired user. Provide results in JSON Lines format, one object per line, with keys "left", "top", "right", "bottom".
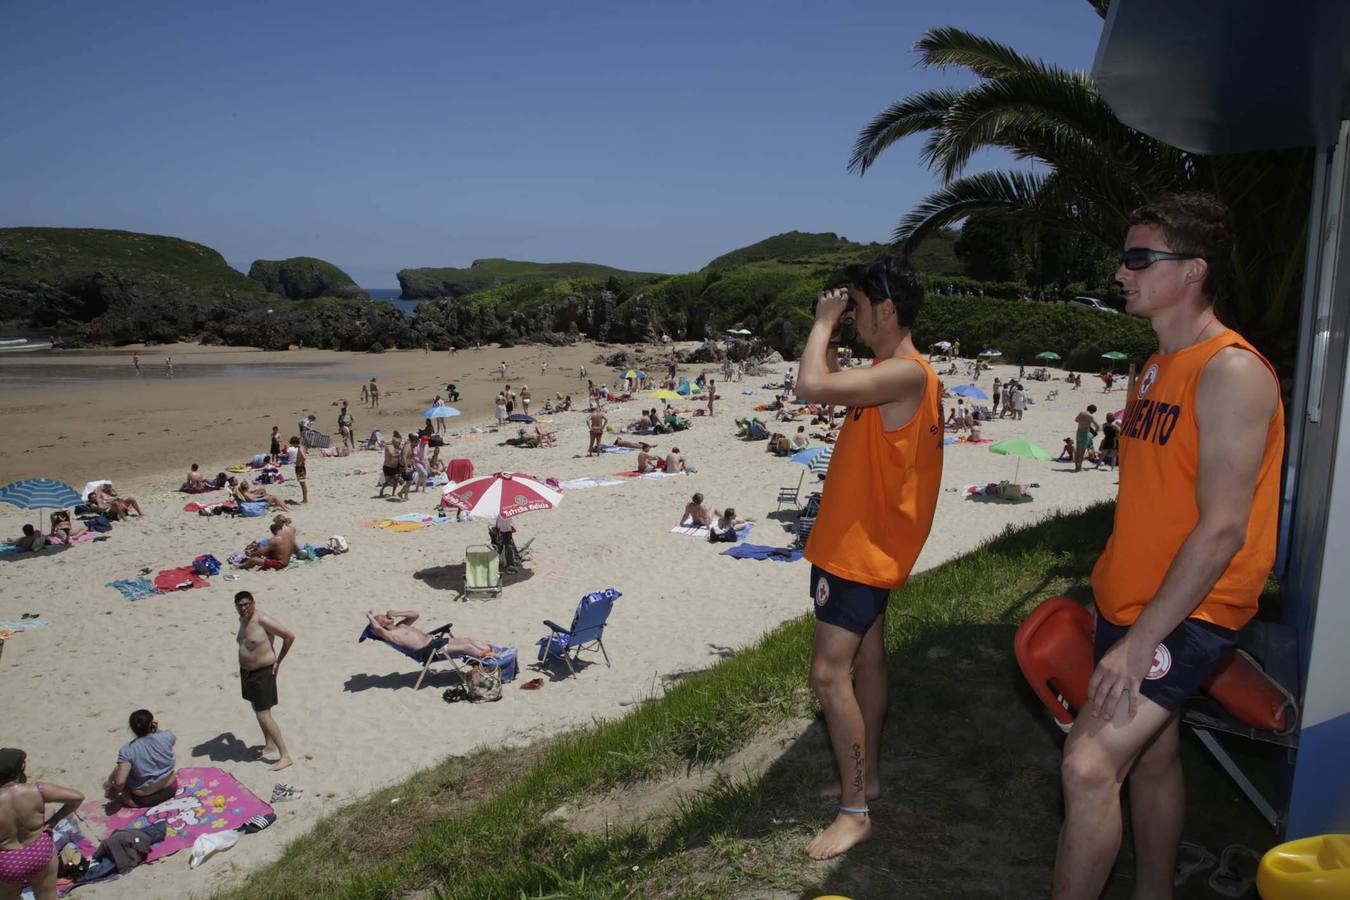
{"left": 790, "top": 446, "right": 827, "bottom": 466}
{"left": 1101, "top": 351, "right": 1129, "bottom": 361}
{"left": 979, "top": 349, "right": 1002, "bottom": 358}
{"left": 624, "top": 369, "right": 638, "bottom": 379}
{"left": 650, "top": 389, "right": 683, "bottom": 400}
{"left": 0, "top": 479, "right": 83, "bottom": 511}
{"left": 422, "top": 404, "right": 461, "bottom": 419}
{"left": 988, "top": 438, "right": 1052, "bottom": 483}
{"left": 441, "top": 472, "right": 562, "bottom": 519}
{"left": 807, "top": 445, "right": 835, "bottom": 478}
{"left": 951, "top": 384, "right": 989, "bottom": 401}
{"left": 1035, "top": 351, "right": 1061, "bottom": 361}
{"left": 931, "top": 340, "right": 952, "bottom": 349}
{"left": 506, "top": 413, "right": 535, "bottom": 423}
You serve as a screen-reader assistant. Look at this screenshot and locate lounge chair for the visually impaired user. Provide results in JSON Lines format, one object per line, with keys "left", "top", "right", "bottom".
{"left": 464, "top": 544, "right": 502, "bottom": 598}
{"left": 776, "top": 471, "right": 805, "bottom": 510}
{"left": 358, "top": 623, "right": 516, "bottom": 689}
{"left": 536, "top": 588, "right": 620, "bottom": 676}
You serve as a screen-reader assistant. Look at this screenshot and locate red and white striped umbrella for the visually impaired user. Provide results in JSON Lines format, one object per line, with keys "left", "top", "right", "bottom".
{"left": 440, "top": 472, "right": 562, "bottom": 519}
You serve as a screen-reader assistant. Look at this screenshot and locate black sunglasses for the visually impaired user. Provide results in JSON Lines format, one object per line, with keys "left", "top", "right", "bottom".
{"left": 1120, "top": 247, "right": 1199, "bottom": 270}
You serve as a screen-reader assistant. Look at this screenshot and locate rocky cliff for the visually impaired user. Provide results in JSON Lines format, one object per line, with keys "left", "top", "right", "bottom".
{"left": 397, "top": 258, "right": 661, "bottom": 299}
{"left": 248, "top": 256, "right": 367, "bottom": 301}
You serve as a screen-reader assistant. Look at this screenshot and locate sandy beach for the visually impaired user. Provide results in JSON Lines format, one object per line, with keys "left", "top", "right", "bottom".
{"left": 0, "top": 342, "right": 1124, "bottom": 899}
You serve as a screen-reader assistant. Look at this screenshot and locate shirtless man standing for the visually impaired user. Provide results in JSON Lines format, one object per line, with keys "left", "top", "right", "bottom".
{"left": 587, "top": 408, "right": 608, "bottom": 456}
{"left": 379, "top": 434, "right": 402, "bottom": 497}
{"left": 0, "top": 749, "right": 83, "bottom": 900}
{"left": 234, "top": 592, "right": 294, "bottom": 771}
{"left": 1074, "top": 405, "right": 1100, "bottom": 472}
{"left": 369, "top": 377, "right": 380, "bottom": 409}
{"left": 365, "top": 611, "right": 493, "bottom": 657}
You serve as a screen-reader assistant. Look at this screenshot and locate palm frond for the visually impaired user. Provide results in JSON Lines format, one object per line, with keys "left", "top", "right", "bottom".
{"left": 915, "top": 27, "right": 1040, "bottom": 79}
{"left": 848, "top": 88, "right": 963, "bottom": 176}
{"left": 894, "top": 170, "right": 1047, "bottom": 252}
{"left": 1084, "top": 0, "right": 1110, "bottom": 19}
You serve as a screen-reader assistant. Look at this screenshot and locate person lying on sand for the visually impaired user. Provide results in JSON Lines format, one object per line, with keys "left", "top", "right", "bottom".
{"left": 48, "top": 511, "right": 86, "bottom": 543}
{"left": 228, "top": 477, "right": 290, "bottom": 512}
{"left": 239, "top": 519, "right": 297, "bottom": 570}
{"left": 91, "top": 484, "right": 143, "bottom": 520}
{"left": 365, "top": 610, "right": 493, "bottom": 657}
{"left": 610, "top": 437, "right": 649, "bottom": 451}
{"left": 12, "top": 524, "right": 46, "bottom": 552}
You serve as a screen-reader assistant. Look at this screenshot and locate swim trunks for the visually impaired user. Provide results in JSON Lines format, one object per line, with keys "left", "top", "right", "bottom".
{"left": 1076, "top": 430, "right": 1093, "bottom": 451}
{"left": 1092, "top": 614, "right": 1237, "bottom": 714}
{"left": 240, "top": 665, "right": 278, "bottom": 711}
{"left": 382, "top": 465, "right": 398, "bottom": 479}
{"left": 809, "top": 564, "right": 890, "bottom": 636}
{"left": 262, "top": 558, "right": 285, "bottom": 570}
{"left": 294, "top": 464, "right": 307, "bottom": 480}
{"left": 0, "top": 828, "right": 54, "bottom": 885}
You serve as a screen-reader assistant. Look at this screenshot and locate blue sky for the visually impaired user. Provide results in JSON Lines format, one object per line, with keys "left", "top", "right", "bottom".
{"left": 1, "top": 0, "right": 1106, "bottom": 287}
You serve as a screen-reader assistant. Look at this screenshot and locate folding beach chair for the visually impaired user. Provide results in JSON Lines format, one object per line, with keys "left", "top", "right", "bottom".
{"left": 536, "top": 588, "right": 620, "bottom": 676}
{"left": 464, "top": 544, "right": 502, "bottom": 598}
{"left": 776, "top": 470, "right": 805, "bottom": 510}
{"left": 794, "top": 491, "right": 821, "bottom": 546}
{"left": 358, "top": 624, "right": 518, "bottom": 690}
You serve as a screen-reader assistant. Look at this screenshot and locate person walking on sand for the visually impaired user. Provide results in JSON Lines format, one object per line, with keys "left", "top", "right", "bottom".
{"left": 288, "top": 437, "right": 308, "bottom": 504}
{"left": 1073, "top": 405, "right": 1099, "bottom": 472}
{"left": 1051, "top": 193, "right": 1285, "bottom": 900}
{"left": 164, "top": 356, "right": 173, "bottom": 378}
{"left": 131, "top": 352, "right": 140, "bottom": 374}
{"left": 0, "top": 748, "right": 84, "bottom": 900}
{"left": 795, "top": 255, "right": 944, "bottom": 860}
{"left": 361, "top": 382, "right": 369, "bottom": 405}
{"left": 369, "top": 377, "right": 380, "bottom": 409}
{"left": 706, "top": 379, "right": 716, "bottom": 417}
{"left": 234, "top": 591, "right": 295, "bottom": 771}
{"left": 338, "top": 402, "right": 355, "bottom": 449}
{"left": 269, "top": 425, "right": 282, "bottom": 465}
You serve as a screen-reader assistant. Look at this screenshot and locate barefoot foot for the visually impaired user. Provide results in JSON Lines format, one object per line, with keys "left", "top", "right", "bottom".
{"left": 269, "top": 756, "right": 293, "bottom": 772}
{"left": 806, "top": 809, "right": 872, "bottom": 860}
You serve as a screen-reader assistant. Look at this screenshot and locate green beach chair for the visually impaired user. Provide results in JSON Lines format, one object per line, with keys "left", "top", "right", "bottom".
{"left": 464, "top": 544, "right": 502, "bottom": 598}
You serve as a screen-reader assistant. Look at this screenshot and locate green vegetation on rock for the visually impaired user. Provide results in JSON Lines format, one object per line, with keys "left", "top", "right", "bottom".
{"left": 247, "top": 256, "right": 367, "bottom": 301}
{"left": 397, "top": 258, "right": 664, "bottom": 299}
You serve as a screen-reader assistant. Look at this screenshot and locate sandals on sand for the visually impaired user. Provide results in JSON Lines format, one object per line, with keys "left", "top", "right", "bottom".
{"left": 270, "top": 783, "right": 303, "bottom": 803}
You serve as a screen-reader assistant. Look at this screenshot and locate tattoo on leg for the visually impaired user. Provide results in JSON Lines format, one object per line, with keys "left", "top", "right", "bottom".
{"left": 851, "top": 743, "right": 864, "bottom": 794}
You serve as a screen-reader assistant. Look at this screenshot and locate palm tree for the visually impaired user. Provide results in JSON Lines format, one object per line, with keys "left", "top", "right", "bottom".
{"left": 850, "top": 7, "right": 1312, "bottom": 370}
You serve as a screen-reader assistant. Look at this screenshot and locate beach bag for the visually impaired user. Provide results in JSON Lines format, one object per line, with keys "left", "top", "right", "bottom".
{"left": 240, "top": 501, "right": 266, "bottom": 518}
{"left": 193, "top": 554, "right": 221, "bottom": 576}
{"left": 464, "top": 662, "right": 503, "bottom": 702}
{"left": 81, "top": 515, "right": 113, "bottom": 533}
{"left": 327, "top": 535, "right": 349, "bottom": 554}
{"left": 708, "top": 526, "right": 738, "bottom": 544}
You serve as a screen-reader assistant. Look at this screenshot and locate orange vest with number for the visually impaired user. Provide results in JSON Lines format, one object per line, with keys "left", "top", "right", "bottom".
{"left": 804, "top": 356, "right": 944, "bottom": 588}
{"left": 1091, "top": 329, "right": 1284, "bottom": 629}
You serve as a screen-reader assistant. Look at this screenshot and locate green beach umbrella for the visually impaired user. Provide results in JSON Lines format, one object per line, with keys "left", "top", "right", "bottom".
{"left": 1035, "top": 351, "right": 1061, "bottom": 361}
{"left": 989, "top": 438, "right": 1052, "bottom": 483}
{"left": 1101, "top": 351, "right": 1129, "bottom": 361}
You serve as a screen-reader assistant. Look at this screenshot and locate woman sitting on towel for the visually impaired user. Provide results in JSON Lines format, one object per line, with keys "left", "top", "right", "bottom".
{"left": 49, "top": 511, "right": 86, "bottom": 543}
{"left": 708, "top": 507, "right": 745, "bottom": 542}
{"left": 104, "top": 709, "right": 177, "bottom": 809}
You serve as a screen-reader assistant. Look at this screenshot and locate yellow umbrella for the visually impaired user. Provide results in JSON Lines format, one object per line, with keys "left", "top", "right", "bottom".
{"left": 650, "top": 389, "right": 683, "bottom": 400}
{"left": 624, "top": 369, "right": 638, "bottom": 379}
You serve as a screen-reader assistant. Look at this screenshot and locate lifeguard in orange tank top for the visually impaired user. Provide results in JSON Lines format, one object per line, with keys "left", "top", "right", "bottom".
{"left": 804, "top": 356, "right": 945, "bottom": 589}
{"left": 1091, "top": 328, "right": 1285, "bottom": 630}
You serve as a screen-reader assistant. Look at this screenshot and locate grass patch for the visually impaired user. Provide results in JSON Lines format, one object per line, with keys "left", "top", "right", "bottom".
{"left": 216, "top": 503, "right": 1277, "bottom": 899}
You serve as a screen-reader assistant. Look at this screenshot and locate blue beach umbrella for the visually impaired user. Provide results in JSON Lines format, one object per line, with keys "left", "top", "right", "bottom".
{"left": 422, "top": 404, "right": 461, "bottom": 419}
{"left": 0, "top": 478, "right": 82, "bottom": 511}
{"left": 807, "top": 445, "right": 835, "bottom": 478}
{"left": 951, "top": 385, "right": 989, "bottom": 401}
{"left": 506, "top": 413, "right": 536, "bottom": 423}
{"left": 790, "top": 446, "right": 826, "bottom": 466}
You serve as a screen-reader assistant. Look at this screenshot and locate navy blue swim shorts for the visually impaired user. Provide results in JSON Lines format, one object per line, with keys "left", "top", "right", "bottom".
{"left": 1093, "top": 614, "right": 1238, "bottom": 714}
{"left": 810, "top": 565, "right": 891, "bottom": 636}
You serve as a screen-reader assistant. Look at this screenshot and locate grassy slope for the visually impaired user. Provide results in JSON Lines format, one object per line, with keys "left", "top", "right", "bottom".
{"left": 0, "top": 227, "right": 265, "bottom": 302}
{"left": 212, "top": 503, "right": 1280, "bottom": 900}
{"left": 700, "top": 229, "right": 962, "bottom": 277}
{"left": 397, "top": 259, "right": 665, "bottom": 296}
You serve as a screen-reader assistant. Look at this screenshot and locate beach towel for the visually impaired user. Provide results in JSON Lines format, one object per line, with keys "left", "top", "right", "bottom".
{"left": 558, "top": 476, "right": 624, "bottom": 490}
{"left": 0, "top": 543, "right": 18, "bottom": 553}
{"left": 105, "top": 578, "right": 162, "bottom": 601}
{"left": 47, "top": 531, "right": 105, "bottom": 546}
{"left": 77, "top": 768, "right": 273, "bottom": 867}
{"left": 152, "top": 567, "right": 209, "bottom": 591}
{"left": 0, "top": 619, "right": 48, "bottom": 632}
{"left": 600, "top": 445, "right": 636, "bottom": 454}
{"left": 671, "top": 522, "right": 755, "bottom": 541}
{"left": 183, "top": 500, "right": 237, "bottom": 514}
{"left": 719, "top": 543, "right": 804, "bottom": 562}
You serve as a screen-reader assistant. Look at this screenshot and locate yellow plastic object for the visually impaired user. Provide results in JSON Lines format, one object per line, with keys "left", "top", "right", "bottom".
{"left": 1256, "top": 834, "right": 1350, "bottom": 899}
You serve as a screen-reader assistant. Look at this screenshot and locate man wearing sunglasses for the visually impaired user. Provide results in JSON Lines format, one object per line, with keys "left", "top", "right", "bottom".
{"left": 1053, "top": 193, "right": 1284, "bottom": 899}
{"left": 794, "top": 255, "right": 944, "bottom": 860}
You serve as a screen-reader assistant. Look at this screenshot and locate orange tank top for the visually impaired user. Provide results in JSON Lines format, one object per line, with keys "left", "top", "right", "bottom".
{"left": 1091, "top": 329, "right": 1284, "bottom": 629}
{"left": 804, "top": 355, "right": 945, "bottom": 588}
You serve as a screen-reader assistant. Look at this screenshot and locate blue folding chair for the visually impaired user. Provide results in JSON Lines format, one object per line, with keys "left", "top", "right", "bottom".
{"left": 359, "top": 623, "right": 517, "bottom": 689}
{"left": 536, "top": 588, "right": 620, "bottom": 676}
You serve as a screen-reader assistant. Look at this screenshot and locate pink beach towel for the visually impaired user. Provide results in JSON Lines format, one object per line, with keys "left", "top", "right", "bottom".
{"left": 183, "top": 500, "right": 237, "bottom": 513}
{"left": 77, "top": 767, "right": 273, "bottom": 865}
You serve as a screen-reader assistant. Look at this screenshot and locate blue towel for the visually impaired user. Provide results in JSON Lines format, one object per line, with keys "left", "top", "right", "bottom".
{"left": 719, "top": 543, "right": 804, "bottom": 562}
{"left": 106, "top": 577, "right": 162, "bottom": 601}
